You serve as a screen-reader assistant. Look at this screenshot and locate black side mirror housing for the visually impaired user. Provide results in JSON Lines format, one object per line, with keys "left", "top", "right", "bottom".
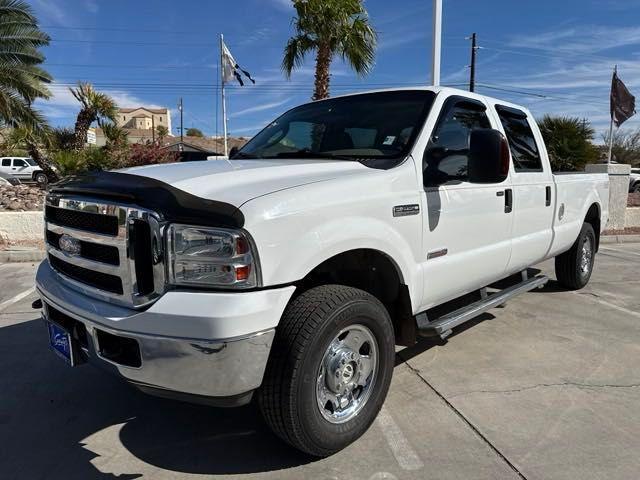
{"left": 468, "top": 129, "right": 510, "bottom": 184}
{"left": 229, "top": 146, "right": 239, "bottom": 158}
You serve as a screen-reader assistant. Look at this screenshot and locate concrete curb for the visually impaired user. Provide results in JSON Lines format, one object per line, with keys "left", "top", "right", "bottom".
{"left": 601, "top": 234, "right": 640, "bottom": 244}
{"left": 0, "top": 249, "right": 46, "bottom": 263}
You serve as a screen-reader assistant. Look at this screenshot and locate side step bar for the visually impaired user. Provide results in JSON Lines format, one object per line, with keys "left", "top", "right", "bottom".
{"left": 417, "top": 273, "right": 549, "bottom": 340}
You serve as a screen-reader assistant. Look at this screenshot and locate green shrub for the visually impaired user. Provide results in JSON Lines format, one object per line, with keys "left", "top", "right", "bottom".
{"left": 52, "top": 150, "right": 86, "bottom": 176}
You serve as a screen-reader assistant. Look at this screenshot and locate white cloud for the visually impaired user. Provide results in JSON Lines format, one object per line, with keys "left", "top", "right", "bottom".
{"left": 268, "top": 0, "right": 293, "bottom": 10}
{"left": 35, "top": 83, "right": 162, "bottom": 124}
{"left": 230, "top": 99, "right": 290, "bottom": 118}
{"left": 31, "top": 0, "right": 66, "bottom": 24}
{"left": 85, "top": 0, "right": 99, "bottom": 14}
{"left": 509, "top": 25, "right": 640, "bottom": 53}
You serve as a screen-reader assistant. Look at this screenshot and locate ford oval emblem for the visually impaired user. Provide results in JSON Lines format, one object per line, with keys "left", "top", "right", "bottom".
{"left": 59, "top": 234, "right": 81, "bottom": 256}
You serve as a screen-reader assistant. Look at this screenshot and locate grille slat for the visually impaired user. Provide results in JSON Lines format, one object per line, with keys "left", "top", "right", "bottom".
{"left": 49, "top": 255, "right": 124, "bottom": 294}
{"left": 46, "top": 230, "right": 120, "bottom": 266}
{"left": 46, "top": 205, "right": 119, "bottom": 236}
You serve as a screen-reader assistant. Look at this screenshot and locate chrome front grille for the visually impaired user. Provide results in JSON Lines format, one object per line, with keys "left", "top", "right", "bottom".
{"left": 44, "top": 195, "right": 166, "bottom": 308}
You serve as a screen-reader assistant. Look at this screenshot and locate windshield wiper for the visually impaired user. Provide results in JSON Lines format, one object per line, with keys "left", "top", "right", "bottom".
{"left": 263, "top": 150, "right": 355, "bottom": 161}
{"left": 231, "top": 151, "right": 261, "bottom": 159}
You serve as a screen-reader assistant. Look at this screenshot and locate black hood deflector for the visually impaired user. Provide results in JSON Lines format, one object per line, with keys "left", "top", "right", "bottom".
{"left": 49, "top": 171, "right": 245, "bottom": 228}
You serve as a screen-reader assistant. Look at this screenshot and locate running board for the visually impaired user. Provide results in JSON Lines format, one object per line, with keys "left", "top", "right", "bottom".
{"left": 417, "top": 274, "right": 549, "bottom": 340}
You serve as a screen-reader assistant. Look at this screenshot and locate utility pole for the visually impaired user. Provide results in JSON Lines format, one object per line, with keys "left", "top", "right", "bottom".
{"left": 220, "top": 33, "right": 228, "bottom": 157}
{"left": 178, "top": 97, "right": 183, "bottom": 143}
{"left": 468, "top": 32, "right": 478, "bottom": 92}
{"left": 151, "top": 115, "right": 156, "bottom": 144}
{"left": 431, "top": 0, "right": 442, "bottom": 86}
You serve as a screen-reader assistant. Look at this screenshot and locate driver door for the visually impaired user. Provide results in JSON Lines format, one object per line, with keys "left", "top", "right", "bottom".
{"left": 420, "top": 96, "right": 513, "bottom": 308}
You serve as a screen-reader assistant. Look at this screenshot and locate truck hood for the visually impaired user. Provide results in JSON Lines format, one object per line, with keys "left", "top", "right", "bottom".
{"left": 122, "top": 158, "right": 368, "bottom": 206}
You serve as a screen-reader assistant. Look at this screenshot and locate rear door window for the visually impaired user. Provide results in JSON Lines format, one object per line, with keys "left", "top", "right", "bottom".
{"left": 496, "top": 106, "right": 543, "bottom": 172}
{"left": 1, "top": 159, "right": 10, "bottom": 167}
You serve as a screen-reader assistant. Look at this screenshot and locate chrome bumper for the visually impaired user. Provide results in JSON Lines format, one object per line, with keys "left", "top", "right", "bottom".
{"left": 36, "top": 261, "right": 295, "bottom": 405}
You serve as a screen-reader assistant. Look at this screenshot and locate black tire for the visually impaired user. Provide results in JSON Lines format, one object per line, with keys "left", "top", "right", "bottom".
{"left": 555, "top": 222, "right": 596, "bottom": 290}
{"left": 34, "top": 172, "right": 48, "bottom": 184}
{"left": 258, "top": 285, "right": 395, "bottom": 457}
{"left": 632, "top": 183, "right": 640, "bottom": 193}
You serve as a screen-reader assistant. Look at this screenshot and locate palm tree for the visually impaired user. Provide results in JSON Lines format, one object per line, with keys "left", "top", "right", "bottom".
{"left": 156, "top": 125, "right": 168, "bottom": 144}
{"left": 101, "top": 122, "right": 128, "bottom": 148}
{"left": 0, "top": 0, "right": 52, "bottom": 128}
{"left": 69, "top": 82, "right": 117, "bottom": 150}
{"left": 282, "top": 0, "right": 377, "bottom": 100}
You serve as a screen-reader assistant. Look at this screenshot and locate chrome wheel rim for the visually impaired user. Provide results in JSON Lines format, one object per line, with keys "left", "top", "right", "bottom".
{"left": 580, "top": 236, "right": 593, "bottom": 277}
{"left": 316, "top": 324, "right": 378, "bottom": 424}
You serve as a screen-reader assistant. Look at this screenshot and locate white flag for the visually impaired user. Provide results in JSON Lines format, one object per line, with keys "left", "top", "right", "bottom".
{"left": 221, "top": 40, "right": 255, "bottom": 86}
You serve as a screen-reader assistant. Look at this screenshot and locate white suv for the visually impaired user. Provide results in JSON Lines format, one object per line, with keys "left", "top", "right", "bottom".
{"left": 0, "top": 157, "right": 47, "bottom": 183}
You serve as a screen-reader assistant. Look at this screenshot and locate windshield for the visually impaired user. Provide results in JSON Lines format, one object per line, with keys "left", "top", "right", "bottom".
{"left": 237, "top": 90, "right": 435, "bottom": 168}
{"left": 25, "top": 158, "right": 37, "bottom": 166}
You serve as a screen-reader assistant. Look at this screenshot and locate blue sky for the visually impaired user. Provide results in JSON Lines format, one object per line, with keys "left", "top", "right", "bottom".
{"left": 31, "top": 0, "right": 640, "bottom": 141}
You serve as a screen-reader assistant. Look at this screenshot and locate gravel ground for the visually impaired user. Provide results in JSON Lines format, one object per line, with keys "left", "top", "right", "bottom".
{"left": 0, "top": 184, "right": 45, "bottom": 211}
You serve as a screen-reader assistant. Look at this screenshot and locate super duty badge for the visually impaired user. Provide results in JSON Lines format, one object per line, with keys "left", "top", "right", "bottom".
{"left": 393, "top": 204, "right": 420, "bottom": 217}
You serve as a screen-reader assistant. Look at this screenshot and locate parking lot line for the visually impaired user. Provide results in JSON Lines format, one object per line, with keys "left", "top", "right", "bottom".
{"left": 600, "top": 247, "right": 640, "bottom": 258}
{"left": 375, "top": 405, "right": 424, "bottom": 471}
{"left": 572, "top": 291, "right": 640, "bottom": 319}
{"left": 0, "top": 287, "right": 35, "bottom": 313}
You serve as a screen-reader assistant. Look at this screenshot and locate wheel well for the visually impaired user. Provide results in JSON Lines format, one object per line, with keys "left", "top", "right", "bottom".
{"left": 295, "top": 249, "right": 416, "bottom": 346}
{"left": 584, "top": 203, "right": 601, "bottom": 251}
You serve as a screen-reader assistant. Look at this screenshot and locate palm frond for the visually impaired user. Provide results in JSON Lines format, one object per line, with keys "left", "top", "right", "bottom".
{"left": 282, "top": 35, "right": 315, "bottom": 77}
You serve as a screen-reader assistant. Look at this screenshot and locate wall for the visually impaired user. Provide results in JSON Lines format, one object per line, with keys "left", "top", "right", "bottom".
{"left": 626, "top": 207, "right": 640, "bottom": 228}
{"left": 0, "top": 211, "right": 43, "bottom": 242}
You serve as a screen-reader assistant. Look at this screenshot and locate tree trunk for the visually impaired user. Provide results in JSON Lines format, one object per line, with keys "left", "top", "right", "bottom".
{"left": 313, "top": 43, "right": 332, "bottom": 101}
{"left": 27, "top": 142, "right": 59, "bottom": 184}
{"left": 73, "top": 108, "right": 94, "bottom": 151}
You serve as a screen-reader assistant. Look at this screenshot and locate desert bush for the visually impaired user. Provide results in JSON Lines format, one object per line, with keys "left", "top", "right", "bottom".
{"left": 125, "top": 143, "right": 179, "bottom": 167}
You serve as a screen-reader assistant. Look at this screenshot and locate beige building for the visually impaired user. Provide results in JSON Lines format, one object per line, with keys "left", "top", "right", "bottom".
{"left": 117, "top": 107, "right": 172, "bottom": 134}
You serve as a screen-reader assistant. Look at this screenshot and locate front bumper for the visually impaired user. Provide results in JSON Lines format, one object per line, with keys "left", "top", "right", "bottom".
{"left": 36, "top": 260, "right": 296, "bottom": 405}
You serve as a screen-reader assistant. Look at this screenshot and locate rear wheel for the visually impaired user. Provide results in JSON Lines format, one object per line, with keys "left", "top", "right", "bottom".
{"left": 258, "top": 285, "right": 395, "bottom": 457}
{"left": 555, "top": 222, "right": 596, "bottom": 290}
{"left": 632, "top": 183, "right": 640, "bottom": 193}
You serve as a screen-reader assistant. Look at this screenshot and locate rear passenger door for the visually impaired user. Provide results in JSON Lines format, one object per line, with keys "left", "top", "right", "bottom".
{"left": 495, "top": 105, "right": 554, "bottom": 272}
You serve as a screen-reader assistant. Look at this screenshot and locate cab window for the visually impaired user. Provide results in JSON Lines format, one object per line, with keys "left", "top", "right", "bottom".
{"left": 13, "top": 159, "right": 27, "bottom": 167}
{"left": 423, "top": 98, "right": 491, "bottom": 187}
{"left": 496, "top": 106, "right": 543, "bottom": 172}
{"left": 1, "top": 159, "right": 10, "bottom": 167}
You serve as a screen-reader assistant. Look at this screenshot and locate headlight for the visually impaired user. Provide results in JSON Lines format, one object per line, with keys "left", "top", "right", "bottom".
{"left": 166, "top": 224, "right": 260, "bottom": 288}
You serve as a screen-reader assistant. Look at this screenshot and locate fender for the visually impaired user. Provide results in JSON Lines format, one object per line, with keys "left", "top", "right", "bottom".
{"left": 240, "top": 163, "right": 425, "bottom": 312}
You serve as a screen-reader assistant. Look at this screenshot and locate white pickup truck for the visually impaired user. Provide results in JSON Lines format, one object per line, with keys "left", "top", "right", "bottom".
{"left": 36, "top": 87, "right": 609, "bottom": 456}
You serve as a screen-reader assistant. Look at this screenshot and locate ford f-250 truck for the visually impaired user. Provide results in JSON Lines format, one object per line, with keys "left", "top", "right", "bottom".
{"left": 35, "top": 87, "right": 609, "bottom": 456}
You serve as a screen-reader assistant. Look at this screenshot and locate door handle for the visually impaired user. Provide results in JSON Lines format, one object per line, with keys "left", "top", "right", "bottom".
{"left": 545, "top": 186, "right": 552, "bottom": 207}
{"left": 504, "top": 188, "right": 513, "bottom": 213}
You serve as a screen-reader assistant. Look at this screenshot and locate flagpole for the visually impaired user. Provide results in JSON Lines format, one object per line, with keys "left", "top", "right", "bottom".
{"left": 220, "top": 33, "right": 228, "bottom": 157}
{"left": 608, "top": 65, "right": 617, "bottom": 164}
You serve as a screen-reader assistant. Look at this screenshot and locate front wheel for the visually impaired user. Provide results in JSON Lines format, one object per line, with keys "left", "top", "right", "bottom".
{"left": 555, "top": 222, "right": 596, "bottom": 290}
{"left": 258, "top": 285, "right": 395, "bottom": 457}
{"left": 34, "top": 172, "right": 48, "bottom": 185}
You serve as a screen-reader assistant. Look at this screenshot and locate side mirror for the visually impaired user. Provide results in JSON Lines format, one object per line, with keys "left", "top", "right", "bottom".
{"left": 468, "top": 129, "right": 510, "bottom": 184}
{"left": 229, "top": 146, "right": 239, "bottom": 159}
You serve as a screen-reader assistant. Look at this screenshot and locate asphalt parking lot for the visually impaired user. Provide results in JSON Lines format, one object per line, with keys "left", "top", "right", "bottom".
{"left": 1, "top": 243, "right": 639, "bottom": 480}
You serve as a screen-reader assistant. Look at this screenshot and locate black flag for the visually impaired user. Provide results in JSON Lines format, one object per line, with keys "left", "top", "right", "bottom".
{"left": 610, "top": 70, "right": 636, "bottom": 127}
